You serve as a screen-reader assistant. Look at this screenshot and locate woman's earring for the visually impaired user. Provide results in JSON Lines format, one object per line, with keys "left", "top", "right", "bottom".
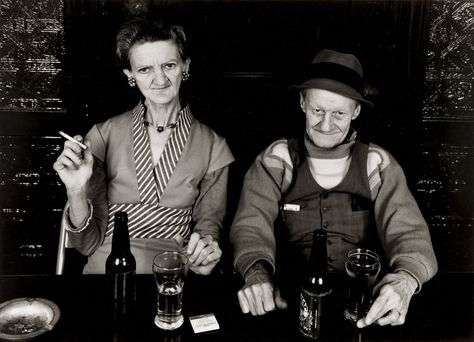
{"left": 128, "top": 77, "right": 136, "bottom": 87}
{"left": 182, "top": 71, "right": 190, "bottom": 82}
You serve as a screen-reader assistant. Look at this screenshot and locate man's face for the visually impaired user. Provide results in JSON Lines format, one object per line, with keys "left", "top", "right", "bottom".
{"left": 300, "top": 89, "right": 361, "bottom": 148}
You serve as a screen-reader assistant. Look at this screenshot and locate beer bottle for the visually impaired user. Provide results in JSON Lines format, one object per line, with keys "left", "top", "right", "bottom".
{"left": 298, "top": 229, "right": 332, "bottom": 339}
{"left": 106, "top": 211, "right": 136, "bottom": 326}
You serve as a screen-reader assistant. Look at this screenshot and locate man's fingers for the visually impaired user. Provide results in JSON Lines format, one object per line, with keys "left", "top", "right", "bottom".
{"left": 376, "top": 309, "right": 405, "bottom": 326}
{"left": 239, "top": 284, "right": 276, "bottom": 316}
{"left": 274, "top": 288, "right": 288, "bottom": 310}
{"left": 365, "top": 286, "right": 394, "bottom": 323}
{"left": 357, "top": 285, "right": 402, "bottom": 328}
{"left": 242, "top": 287, "right": 258, "bottom": 315}
{"left": 250, "top": 286, "right": 266, "bottom": 315}
{"left": 237, "top": 290, "right": 250, "bottom": 314}
{"left": 261, "top": 284, "right": 275, "bottom": 312}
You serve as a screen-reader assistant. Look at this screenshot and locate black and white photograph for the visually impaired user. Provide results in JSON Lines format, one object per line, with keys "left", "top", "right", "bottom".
{"left": 0, "top": 0, "right": 472, "bottom": 341}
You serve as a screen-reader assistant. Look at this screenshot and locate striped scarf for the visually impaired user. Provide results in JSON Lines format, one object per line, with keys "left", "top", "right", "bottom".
{"left": 106, "top": 102, "right": 194, "bottom": 239}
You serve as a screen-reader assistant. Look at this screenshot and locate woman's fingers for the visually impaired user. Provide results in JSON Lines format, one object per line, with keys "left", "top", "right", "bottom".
{"left": 187, "top": 234, "right": 219, "bottom": 266}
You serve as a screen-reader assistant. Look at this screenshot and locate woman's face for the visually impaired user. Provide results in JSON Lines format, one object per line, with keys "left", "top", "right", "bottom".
{"left": 124, "top": 40, "right": 189, "bottom": 106}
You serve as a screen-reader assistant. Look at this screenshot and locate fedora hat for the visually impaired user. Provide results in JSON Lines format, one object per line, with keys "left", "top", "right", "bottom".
{"left": 293, "top": 49, "right": 373, "bottom": 107}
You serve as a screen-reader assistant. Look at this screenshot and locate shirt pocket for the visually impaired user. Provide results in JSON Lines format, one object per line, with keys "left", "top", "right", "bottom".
{"left": 279, "top": 202, "right": 317, "bottom": 243}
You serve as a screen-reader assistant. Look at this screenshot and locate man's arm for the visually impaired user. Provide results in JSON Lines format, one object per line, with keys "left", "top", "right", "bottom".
{"left": 230, "top": 140, "right": 294, "bottom": 315}
{"left": 372, "top": 149, "right": 437, "bottom": 287}
{"left": 359, "top": 146, "right": 438, "bottom": 327}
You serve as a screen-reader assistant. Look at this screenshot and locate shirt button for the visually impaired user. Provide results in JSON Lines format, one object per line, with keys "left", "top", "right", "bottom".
{"left": 323, "top": 222, "right": 329, "bottom": 228}
{"left": 322, "top": 207, "right": 329, "bottom": 213}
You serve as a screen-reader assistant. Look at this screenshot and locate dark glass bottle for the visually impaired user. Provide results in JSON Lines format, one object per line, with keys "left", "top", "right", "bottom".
{"left": 298, "top": 229, "right": 332, "bottom": 339}
{"left": 105, "top": 211, "right": 136, "bottom": 326}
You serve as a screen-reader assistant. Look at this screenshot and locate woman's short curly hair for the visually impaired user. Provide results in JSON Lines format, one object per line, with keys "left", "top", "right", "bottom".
{"left": 116, "top": 16, "right": 188, "bottom": 70}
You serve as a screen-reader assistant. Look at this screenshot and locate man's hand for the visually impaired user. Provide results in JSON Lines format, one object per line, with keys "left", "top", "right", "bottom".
{"left": 177, "top": 233, "right": 222, "bottom": 275}
{"left": 237, "top": 282, "right": 287, "bottom": 316}
{"left": 357, "top": 272, "right": 418, "bottom": 328}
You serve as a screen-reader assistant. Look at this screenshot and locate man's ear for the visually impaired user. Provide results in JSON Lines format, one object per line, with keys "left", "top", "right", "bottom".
{"left": 299, "top": 92, "right": 305, "bottom": 112}
{"left": 351, "top": 104, "right": 361, "bottom": 120}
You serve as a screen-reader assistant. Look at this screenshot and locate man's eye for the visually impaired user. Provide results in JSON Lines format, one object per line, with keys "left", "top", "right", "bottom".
{"left": 334, "top": 111, "right": 346, "bottom": 118}
{"left": 312, "top": 108, "right": 322, "bottom": 114}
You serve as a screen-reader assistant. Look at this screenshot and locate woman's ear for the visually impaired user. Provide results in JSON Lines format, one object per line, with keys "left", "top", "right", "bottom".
{"left": 184, "top": 58, "right": 191, "bottom": 73}
{"left": 123, "top": 69, "right": 132, "bottom": 79}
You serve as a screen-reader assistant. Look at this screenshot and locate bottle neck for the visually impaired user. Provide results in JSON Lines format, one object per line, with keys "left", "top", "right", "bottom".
{"left": 111, "top": 217, "right": 131, "bottom": 255}
{"left": 309, "top": 230, "right": 328, "bottom": 276}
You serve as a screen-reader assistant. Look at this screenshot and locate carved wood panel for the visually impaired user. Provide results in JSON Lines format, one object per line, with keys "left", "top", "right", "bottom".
{"left": 0, "top": 0, "right": 65, "bottom": 112}
{"left": 418, "top": 0, "right": 474, "bottom": 272}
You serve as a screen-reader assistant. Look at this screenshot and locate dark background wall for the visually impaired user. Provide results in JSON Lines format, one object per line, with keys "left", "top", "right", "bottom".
{"left": 0, "top": 0, "right": 472, "bottom": 275}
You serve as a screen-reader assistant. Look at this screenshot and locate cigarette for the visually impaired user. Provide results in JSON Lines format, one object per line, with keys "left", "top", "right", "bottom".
{"left": 58, "top": 131, "right": 87, "bottom": 149}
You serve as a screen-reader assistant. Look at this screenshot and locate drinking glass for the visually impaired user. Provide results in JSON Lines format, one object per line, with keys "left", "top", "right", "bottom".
{"left": 152, "top": 251, "right": 188, "bottom": 330}
{"left": 343, "top": 248, "right": 381, "bottom": 322}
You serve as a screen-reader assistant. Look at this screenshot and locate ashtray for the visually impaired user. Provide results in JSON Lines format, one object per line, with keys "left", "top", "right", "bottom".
{"left": 0, "top": 298, "right": 60, "bottom": 341}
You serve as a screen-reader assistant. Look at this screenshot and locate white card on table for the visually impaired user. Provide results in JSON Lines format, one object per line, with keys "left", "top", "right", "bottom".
{"left": 189, "top": 313, "right": 220, "bottom": 333}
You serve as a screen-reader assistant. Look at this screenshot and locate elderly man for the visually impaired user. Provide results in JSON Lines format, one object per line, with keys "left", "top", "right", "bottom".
{"left": 230, "top": 49, "right": 437, "bottom": 328}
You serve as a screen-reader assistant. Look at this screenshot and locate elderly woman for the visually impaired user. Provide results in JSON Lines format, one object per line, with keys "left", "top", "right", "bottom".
{"left": 53, "top": 17, "right": 234, "bottom": 274}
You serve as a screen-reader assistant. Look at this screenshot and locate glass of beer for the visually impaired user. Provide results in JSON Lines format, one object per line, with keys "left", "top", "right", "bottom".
{"left": 153, "top": 251, "right": 188, "bottom": 330}
{"left": 343, "top": 248, "right": 381, "bottom": 322}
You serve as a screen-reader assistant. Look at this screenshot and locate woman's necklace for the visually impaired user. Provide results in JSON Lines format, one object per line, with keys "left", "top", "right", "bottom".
{"left": 144, "top": 120, "right": 177, "bottom": 133}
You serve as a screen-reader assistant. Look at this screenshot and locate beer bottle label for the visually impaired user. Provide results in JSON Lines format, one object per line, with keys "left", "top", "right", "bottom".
{"left": 299, "top": 291, "right": 320, "bottom": 337}
{"left": 299, "top": 288, "right": 332, "bottom": 338}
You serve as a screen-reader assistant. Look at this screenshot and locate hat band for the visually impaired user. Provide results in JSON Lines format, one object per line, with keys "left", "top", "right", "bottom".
{"left": 309, "top": 62, "right": 364, "bottom": 95}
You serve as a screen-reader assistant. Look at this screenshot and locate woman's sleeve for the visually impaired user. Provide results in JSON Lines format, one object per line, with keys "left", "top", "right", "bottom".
{"left": 191, "top": 166, "right": 229, "bottom": 240}
{"left": 64, "top": 126, "right": 109, "bottom": 256}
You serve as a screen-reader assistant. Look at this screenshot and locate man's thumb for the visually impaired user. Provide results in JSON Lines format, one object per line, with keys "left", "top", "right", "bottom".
{"left": 274, "top": 287, "right": 288, "bottom": 310}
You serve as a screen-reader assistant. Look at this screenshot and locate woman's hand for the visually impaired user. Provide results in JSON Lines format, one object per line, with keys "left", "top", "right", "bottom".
{"left": 53, "top": 136, "right": 93, "bottom": 193}
{"left": 181, "top": 233, "right": 222, "bottom": 275}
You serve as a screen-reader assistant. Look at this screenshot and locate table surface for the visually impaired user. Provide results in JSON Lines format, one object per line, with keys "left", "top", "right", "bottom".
{"left": 0, "top": 271, "right": 472, "bottom": 342}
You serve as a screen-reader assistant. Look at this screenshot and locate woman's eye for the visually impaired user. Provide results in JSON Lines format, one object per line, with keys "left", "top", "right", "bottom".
{"left": 163, "top": 63, "right": 177, "bottom": 70}
{"left": 137, "top": 67, "right": 150, "bottom": 73}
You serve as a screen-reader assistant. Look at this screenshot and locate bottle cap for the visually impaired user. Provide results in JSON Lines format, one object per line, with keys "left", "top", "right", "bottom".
{"left": 115, "top": 211, "right": 128, "bottom": 221}
{"left": 313, "top": 229, "right": 327, "bottom": 240}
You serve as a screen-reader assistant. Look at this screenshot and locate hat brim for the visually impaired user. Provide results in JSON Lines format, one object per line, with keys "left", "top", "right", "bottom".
{"left": 292, "top": 78, "right": 373, "bottom": 108}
